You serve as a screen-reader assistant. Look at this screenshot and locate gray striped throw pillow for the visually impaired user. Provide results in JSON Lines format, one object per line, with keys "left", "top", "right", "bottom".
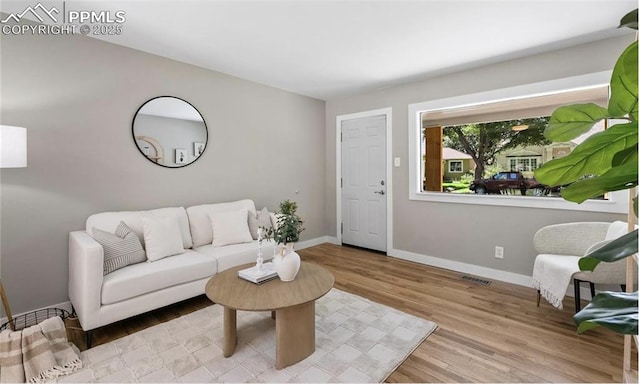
{"left": 93, "top": 221, "right": 147, "bottom": 275}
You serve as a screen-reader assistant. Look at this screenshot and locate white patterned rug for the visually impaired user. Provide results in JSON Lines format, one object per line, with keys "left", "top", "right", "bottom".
{"left": 57, "top": 289, "right": 437, "bottom": 383}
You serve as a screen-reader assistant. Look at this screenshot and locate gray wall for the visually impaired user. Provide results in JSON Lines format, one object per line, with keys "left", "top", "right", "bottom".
{"left": 325, "top": 34, "right": 634, "bottom": 277}
{"left": 1, "top": 33, "right": 326, "bottom": 315}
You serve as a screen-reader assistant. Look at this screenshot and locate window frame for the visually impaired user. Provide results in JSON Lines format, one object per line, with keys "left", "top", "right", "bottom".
{"left": 448, "top": 160, "right": 463, "bottom": 173}
{"left": 408, "top": 71, "right": 628, "bottom": 214}
{"left": 508, "top": 156, "right": 540, "bottom": 172}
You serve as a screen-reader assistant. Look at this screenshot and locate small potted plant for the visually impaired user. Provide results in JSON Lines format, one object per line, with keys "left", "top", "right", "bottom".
{"left": 264, "top": 200, "right": 304, "bottom": 281}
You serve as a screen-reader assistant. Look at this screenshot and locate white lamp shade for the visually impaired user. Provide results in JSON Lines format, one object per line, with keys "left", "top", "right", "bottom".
{"left": 0, "top": 125, "right": 27, "bottom": 168}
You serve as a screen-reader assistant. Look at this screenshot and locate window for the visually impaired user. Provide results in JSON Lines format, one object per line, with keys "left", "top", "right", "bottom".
{"left": 449, "top": 160, "right": 463, "bottom": 173}
{"left": 509, "top": 157, "right": 539, "bottom": 172}
{"left": 408, "top": 71, "right": 628, "bottom": 213}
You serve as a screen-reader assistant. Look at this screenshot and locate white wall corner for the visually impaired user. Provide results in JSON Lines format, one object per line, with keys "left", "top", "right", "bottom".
{"left": 297, "top": 236, "right": 334, "bottom": 250}
{"left": 325, "top": 236, "right": 340, "bottom": 245}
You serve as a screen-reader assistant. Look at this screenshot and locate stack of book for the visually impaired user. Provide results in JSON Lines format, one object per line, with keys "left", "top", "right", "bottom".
{"left": 237, "top": 262, "right": 278, "bottom": 284}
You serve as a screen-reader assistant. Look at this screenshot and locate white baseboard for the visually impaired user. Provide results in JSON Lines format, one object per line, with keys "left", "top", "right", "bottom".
{"left": 297, "top": 236, "right": 337, "bottom": 249}
{"left": 325, "top": 236, "right": 340, "bottom": 245}
{"left": 388, "top": 248, "right": 597, "bottom": 302}
{"left": 1, "top": 300, "right": 73, "bottom": 327}
{"left": 389, "top": 248, "right": 532, "bottom": 287}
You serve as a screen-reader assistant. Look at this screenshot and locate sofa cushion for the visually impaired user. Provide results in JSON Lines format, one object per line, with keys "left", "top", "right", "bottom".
{"left": 187, "top": 199, "right": 256, "bottom": 248}
{"left": 143, "top": 216, "right": 185, "bottom": 261}
{"left": 86, "top": 207, "right": 193, "bottom": 249}
{"left": 248, "top": 207, "right": 273, "bottom": 240}
{"left": 210, "top": 209, "right": 253, "bottom": 247}
{"left": 196, "top": 240, "right": 276, "bottom": 272}
{"left": 92, "top": 221, "right": 147, "bottom": 275}
{"left": 101, "top": 249, "right": 215, "bottom": 305}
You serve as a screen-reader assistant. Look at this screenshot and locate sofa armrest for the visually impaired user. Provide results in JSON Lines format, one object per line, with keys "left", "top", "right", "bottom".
{"left": 69, "top": 230, "right": 104, "bottom": 330}
{"left": 533, "top": 222, "right": 610, "bottom": 256}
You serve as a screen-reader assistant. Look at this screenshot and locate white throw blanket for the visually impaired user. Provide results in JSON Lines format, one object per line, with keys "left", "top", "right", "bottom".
{"left": 532, "top": 254, "right": 581, "bottom": 310}
{"left": 0, "top": 316, "right": 82, "bottom": 383}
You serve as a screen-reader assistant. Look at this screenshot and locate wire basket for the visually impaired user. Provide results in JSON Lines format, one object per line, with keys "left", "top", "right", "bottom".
{"left": 0, "top": 308, "right": 70, "bottom": 332}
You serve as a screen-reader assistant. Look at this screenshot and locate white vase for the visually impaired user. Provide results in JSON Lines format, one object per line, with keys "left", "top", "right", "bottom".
{"left": 273, "top": 243, "right": 301, "bottom": 281}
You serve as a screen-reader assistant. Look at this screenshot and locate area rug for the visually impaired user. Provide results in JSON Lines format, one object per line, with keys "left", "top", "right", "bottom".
{"left": 55, "top": 289, "right": 437, "bottom": 383}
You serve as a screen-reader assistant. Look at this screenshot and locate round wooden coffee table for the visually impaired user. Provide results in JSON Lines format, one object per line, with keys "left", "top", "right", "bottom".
{"left": 205, "top": 261, "right": 334, "bottom": 369}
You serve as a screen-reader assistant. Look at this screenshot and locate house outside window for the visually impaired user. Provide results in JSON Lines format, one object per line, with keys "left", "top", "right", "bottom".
{"left": 441, "top": 147, "right": 475, "bottom": 184}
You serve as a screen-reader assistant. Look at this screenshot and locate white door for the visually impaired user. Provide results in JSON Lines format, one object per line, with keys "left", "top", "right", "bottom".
{"left": 341, "top": 115, "right": 387, "bottom": 252}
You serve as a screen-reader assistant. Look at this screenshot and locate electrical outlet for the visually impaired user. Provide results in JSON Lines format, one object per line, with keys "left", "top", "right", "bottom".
{"left": 495, "top": 246, "right": 504, "bottom": 259}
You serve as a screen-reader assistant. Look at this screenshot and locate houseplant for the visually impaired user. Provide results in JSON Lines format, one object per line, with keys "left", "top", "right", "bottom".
{"left": 264, "top": 200, "right": 305, "bottom": 281}
{"left": 534, "top": 9, "right": 638, "bottom": 335}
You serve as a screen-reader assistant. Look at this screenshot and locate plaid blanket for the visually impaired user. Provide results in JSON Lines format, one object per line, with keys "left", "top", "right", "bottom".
{"left": 0, "top": 316, "right": 82, "bottom": 383}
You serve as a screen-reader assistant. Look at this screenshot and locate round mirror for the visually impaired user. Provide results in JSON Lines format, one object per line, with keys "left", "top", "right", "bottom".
{"left": 132, "top": 96, "right": 208, "bottom": 168}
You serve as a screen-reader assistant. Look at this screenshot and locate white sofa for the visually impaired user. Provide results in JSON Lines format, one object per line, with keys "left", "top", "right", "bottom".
{"left": 69, "top": 199, "right": 275, "bottom": 346}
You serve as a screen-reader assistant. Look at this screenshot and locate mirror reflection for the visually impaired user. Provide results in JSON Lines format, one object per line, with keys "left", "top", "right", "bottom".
{"left": 132, "top": 96, "right": 208, "bottom": 168}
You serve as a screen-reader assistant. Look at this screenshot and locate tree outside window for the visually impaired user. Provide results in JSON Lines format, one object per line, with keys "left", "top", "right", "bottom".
{"left": 441, "top": 117, "right": 550, "bottom": 180}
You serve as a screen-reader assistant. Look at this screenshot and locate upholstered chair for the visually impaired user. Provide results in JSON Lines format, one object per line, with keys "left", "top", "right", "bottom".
{"left": 532, "top": 221, "right": 632, "bottom": 312}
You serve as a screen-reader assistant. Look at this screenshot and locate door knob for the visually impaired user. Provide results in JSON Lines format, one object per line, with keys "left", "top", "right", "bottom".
{"left": 374, "top": 190, "right": 385, "bottom": 195}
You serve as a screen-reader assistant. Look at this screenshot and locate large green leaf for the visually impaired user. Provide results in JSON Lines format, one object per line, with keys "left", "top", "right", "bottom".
{"left": 619, "top": 9, "right": 638, "bottom": 30}
{"left": 534, "top": 122, "right": 638, "bottom": 186}
{"left": 578, "top": 230, "right": 638, "bottom": 271}
{"left": 544, "top": 103, "right": 609, "bottom": 141}
{"left": 609, "top": 41, "right": 638, "bottom": 120}
{"left": 574, "top": 291, "right": 638, "bottom": 334}
{"left": 559, "top": 154, "right": 638, "bottom": 203}
{"left": 612, "top": 145, "right": 638, "bottom": 166}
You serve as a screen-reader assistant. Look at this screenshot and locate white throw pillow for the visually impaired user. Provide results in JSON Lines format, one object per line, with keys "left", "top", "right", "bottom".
{"left": 211, "top": 209, "right": 254, "bottom": 247}
{"left": 143, "top": 216, "right": 185, "bottom": 261}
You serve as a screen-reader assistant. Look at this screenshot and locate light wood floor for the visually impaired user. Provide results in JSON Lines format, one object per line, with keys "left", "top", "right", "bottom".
{"left": 68, "top": 243, "right": 638, "bottom": 382}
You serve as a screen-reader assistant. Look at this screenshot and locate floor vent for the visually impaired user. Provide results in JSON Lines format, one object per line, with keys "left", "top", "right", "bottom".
{"left": 461, "top": 275, "right": 492, "bottom": 286}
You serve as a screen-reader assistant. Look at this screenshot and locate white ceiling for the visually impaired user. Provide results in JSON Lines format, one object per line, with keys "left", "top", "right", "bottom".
{"left": 2, "top": 0, "right": 636, "bottom": 100}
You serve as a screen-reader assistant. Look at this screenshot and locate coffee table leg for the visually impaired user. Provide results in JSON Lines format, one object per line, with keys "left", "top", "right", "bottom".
{"left": 223, "top": 307, "right": 237, "bottom": 357}
{"left": 275, "top": 301, "right": 315, "bottom": 369}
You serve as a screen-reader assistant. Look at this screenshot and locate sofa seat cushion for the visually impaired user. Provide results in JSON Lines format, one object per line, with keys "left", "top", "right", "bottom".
{"left": 101, "top": 250, "right": 216, "bottom": 305}
{"left": 196, "top": 240, "right": 276, "bottom": 272}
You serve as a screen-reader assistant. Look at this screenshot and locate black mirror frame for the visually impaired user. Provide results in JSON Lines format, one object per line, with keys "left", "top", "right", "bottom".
{"left": 131, "top": 96, "right": 208, "bottom": 169}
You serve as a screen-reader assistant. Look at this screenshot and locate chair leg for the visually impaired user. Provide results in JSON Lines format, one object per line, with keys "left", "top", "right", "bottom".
{"left": 536, "top": 290, "right": 541, "bottom": 307}
{"left": 573, "top": 279, "right": 581, "bottom": 313}
{"left": 589, "top": 282, "right": 596, "bottom": 299}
